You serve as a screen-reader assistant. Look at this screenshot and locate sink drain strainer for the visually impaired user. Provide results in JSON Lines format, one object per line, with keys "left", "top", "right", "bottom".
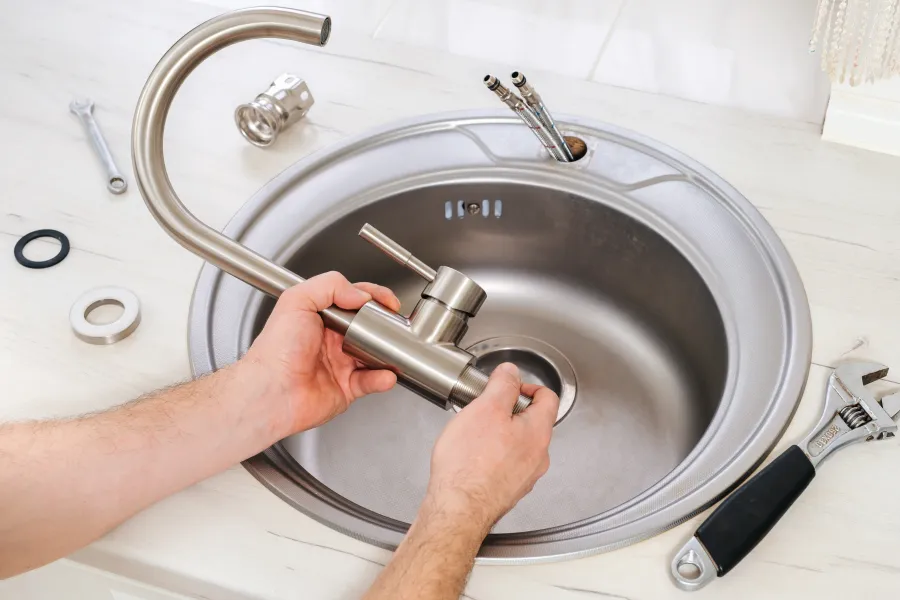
{"left": 456, "top": 336, "right": 577, "bottom": 424}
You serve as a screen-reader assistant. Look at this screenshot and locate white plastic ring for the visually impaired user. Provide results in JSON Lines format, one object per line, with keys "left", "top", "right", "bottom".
{"left": 70, "top": 286, "right": 141, "bottom": 345}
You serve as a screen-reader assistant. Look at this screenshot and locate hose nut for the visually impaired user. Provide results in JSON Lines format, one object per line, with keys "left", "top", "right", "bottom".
{"left": 235, "top": 73, "right": 314, "bottom": 147}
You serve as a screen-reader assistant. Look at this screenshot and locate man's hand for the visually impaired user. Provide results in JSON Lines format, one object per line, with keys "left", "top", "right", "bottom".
{"left": 426, "top": 363, "right": 560, "bottom": 532}
{"left": 242, "top": 271, "right": 401, "bottom": 435}
{"left": 0, "top": 272, "right": 403, "bottom": 578}
{"left": 364, "top": 364, "right": 559, "bottom": 600}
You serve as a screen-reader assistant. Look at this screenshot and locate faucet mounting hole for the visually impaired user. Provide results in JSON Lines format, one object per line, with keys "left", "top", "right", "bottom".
{"left": 564, "top": 136, "right": 588, "bottom": 161}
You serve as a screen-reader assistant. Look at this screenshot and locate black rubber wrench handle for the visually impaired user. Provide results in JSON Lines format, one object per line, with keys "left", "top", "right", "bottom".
{"left": 671, "top": 445, "right": 816, "bottom": 589}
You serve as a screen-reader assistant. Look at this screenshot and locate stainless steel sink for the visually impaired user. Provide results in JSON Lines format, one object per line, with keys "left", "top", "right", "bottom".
{"left": 188, "top": 110, "right": 811, "bottom": 561}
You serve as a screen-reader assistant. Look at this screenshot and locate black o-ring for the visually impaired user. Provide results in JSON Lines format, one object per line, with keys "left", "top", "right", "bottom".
{"left": 14, "top": 229, "right": 70, "bottom": 269}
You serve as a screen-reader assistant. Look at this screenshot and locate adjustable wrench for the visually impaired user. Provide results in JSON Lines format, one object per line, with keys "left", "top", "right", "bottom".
{"left": 671, "top": 361, "right": 900, "bottom": 591}
{"left": 69, "top": 98, "right": 127, "bottom": 194}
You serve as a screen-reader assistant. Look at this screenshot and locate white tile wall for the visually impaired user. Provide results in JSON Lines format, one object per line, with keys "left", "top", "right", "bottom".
{"left": 373, "top": 0, "right": 624, "bottom": 79}
{"left": 591, "top": 0, "right": 831, "bottom": 123}
{"left": 361, "top": 0, "right": 831, "bottom": 123}
{"left": 203, "top": 0, "right": 397, "bottom": 35}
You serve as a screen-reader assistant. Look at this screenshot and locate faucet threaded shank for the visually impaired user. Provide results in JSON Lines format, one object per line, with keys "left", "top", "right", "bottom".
{"left": 449, "top": 365, "right": 532, "bottom": 414}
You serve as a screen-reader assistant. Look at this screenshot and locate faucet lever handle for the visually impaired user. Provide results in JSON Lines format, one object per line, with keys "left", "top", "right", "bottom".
{"left": 359, "top": 224, "right": 436, "bottom": 282}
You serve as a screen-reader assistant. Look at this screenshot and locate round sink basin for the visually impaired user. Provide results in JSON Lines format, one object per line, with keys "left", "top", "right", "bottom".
{"left": 188, "top": 110, "right": 811, "bottom": 561}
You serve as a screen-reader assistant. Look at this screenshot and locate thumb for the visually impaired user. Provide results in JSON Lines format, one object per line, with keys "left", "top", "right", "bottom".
{"left": 476, "top": 363, "right": 522, "bottom": 414}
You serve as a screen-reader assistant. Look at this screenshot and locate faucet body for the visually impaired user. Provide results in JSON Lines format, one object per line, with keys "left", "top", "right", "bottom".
{"left": 351, "top": 226, "right": 498, "bottom": 409}
{"left": 345, "top": 276, "right": 479, "bottom": 408}
{"left": 131, "top": 7, "right": 530, "bottom": 413}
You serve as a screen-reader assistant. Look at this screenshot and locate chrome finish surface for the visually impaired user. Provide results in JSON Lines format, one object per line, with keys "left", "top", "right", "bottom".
{"left": 671, "top": 537, "right": 718, "bottom": 591}
{"left": 69, "top": 99, "right": 127, "bottom": 194}
{"left": 798, "top": 361, "right": 898, "bottom": 468}
{"left": 133, "top": 7, "right": 514, "bottom": 413}
{"left": 131, "top": 7, "right": 335, "bottom": 301}
{"left": 235, "top": 73, "right": 314, "bottom": 147}
{"left": 359, "top": 224, "right": 436, "bottom": 282}
{"left": 483, "top": 75, "right": 568, "bottom": 162}
{"left": 342, "top": 299, "right": 473, "bottom": 409}
{"left": 511, "top": 71, "right": 574, "bottom": 162}
{"left": 347, "top": 226, "right": 527, "bottom": 411}
{"left": 883, "top": 392, "right": 900, "bottom": 420}
{"left": 422, "top": 266, "right": 486, "bottom": 317}
{"left": 188, "top": 110, "right": 812, "bottom": 561}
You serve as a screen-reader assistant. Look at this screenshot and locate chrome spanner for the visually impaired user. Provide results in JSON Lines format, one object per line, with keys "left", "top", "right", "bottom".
{"left": 671, "top": 361, "right": 900, "bottom": 591}
{"left": 69, "top": 98, "right": 127, "bottom": 194}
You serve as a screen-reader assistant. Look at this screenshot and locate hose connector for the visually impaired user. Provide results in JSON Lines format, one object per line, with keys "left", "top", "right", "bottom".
{"left": 235, "top": 73, "right": 314, "bottom": 147}
{"left": 483, "top": 74, "right": 568, "bottom": 162}
{"left": 511, "top": 71, "right": 573, "bottom": 161}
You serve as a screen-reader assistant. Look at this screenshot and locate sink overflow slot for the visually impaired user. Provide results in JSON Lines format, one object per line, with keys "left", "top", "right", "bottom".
{"left": 444, "top": 200, "right": 502, "bottom": 220}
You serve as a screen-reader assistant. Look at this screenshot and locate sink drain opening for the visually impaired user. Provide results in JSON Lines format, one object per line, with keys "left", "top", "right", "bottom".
{"left": 458, "top": 336, "right": 577, "bottom": 424}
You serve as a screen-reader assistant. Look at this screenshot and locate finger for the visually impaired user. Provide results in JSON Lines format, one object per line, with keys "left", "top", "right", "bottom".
{"left": 286, "top": 272, "right": 372, "bottom": 313}
{"left": 520, "top": 382, "right": 543, "bottom": 397}
{"left": 521, "top": 385, "right": 560, "bottom": 428}
{"left": 353, "top": 282, "right": 401, "bottom": 312}
{"left": 348, "top": 369, "right": 398, "bottom": 398}
{"left": 475, "top": 363, "right": 522, "bottom": 414}
{"left": 323, "top": 328, "right": 356, "bottom": 369}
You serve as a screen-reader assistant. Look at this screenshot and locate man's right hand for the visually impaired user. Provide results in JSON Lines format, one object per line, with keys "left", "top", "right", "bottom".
{"left": 363, "top": 364, "right": 559, "bottom": 600}
{"left": 425, "top": 363, "right": 560, "bottom": 533}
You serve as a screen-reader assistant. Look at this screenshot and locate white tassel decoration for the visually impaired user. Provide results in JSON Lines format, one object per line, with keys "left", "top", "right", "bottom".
{"left": 811, "top": 0, "right": 900, "bottom": 84}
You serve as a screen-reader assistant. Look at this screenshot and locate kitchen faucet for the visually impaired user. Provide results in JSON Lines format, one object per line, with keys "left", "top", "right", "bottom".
{"left": 131, "top": 7, "right": 531, "bottom": 412}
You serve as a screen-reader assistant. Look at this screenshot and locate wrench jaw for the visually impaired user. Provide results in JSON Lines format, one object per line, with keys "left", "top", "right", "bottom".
{"left": 68, "top": 98, "right": 94, "bottom": 118}
{"left": 876, "top": 391, "right": 900, "bottom": 441}
{"left": 799, "top": 380, "right": 869, "bottom": 469}
{"left": 799, "top": 362, "right": 897, "bottom": 469}
{"left": 881, "top": 392, "right": 900, "bottom": 422}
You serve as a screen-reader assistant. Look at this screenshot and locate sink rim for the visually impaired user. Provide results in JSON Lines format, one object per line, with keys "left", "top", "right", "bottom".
{"left": 187, "top": 109, "right": 812, "bottom": 562}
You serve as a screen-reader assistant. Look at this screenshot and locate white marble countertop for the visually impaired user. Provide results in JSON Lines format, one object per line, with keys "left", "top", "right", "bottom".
{"left": 4, "top": 0, "right": 900, "bottom": 598}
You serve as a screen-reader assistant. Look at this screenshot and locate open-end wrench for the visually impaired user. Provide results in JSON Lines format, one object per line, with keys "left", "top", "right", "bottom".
{"left": 671, "top": 361, "right": 900, "bottom": 591}
{"left": 69, "top": 99, "right": 127, "bottom": 194}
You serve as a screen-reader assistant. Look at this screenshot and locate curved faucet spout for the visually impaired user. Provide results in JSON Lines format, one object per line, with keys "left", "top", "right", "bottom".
{"left": 131, "top": 6, "right": 353, "bottom": 333}
{"left": 131, "top": 7, "right": 531, "bottom": 413}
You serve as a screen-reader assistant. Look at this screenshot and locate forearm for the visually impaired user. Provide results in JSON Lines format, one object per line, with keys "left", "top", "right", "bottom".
{"left": 0, "top": 361, "right": 283, "bottom": 578}
{"left": 363, "top": 494, "right": 490, "bottom": 600}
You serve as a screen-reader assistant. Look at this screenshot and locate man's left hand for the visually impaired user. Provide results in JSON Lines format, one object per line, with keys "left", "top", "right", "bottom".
{"left": 242, "top": 272, "right": 400, "bottom": 436}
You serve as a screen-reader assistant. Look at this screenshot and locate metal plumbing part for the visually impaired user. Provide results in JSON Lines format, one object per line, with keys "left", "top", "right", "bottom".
{"left": 483, "top": 75, "right": 568, "bottom": 162}
{"left": 511, "top": 71, "right": 574, "bottom": 162}
{"left": 70, "top": 286, "right": 141, "bottom": 345}
{"left": 131, "top": 7, "right": 531, "bottom": 414}
{"left": 351, "top": 225, "right": 531, "bottom": 411}
{"left": 235, "top": 73, "right": 314, "bottom": 147}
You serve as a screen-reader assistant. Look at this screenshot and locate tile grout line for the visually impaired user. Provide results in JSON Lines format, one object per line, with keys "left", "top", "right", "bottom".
{"left": 586, "top": 0, "right": 629, "bottom": 80}
{"left": 371, "top": 0, "right": 400, "bottom": 39}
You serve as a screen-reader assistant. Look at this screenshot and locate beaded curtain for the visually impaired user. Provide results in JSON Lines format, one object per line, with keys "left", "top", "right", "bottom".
{"left": 811, "top": 0, "right": 900, "bottom": 84}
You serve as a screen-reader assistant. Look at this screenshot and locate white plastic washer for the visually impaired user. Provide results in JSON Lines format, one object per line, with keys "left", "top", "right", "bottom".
{"left": 70, "top": 286, "right": 141, "bottom": 345}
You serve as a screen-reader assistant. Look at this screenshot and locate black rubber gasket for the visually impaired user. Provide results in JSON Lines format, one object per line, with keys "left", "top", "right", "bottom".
{"left": 14, "top": 229, "right": 70, "bottom": 269}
